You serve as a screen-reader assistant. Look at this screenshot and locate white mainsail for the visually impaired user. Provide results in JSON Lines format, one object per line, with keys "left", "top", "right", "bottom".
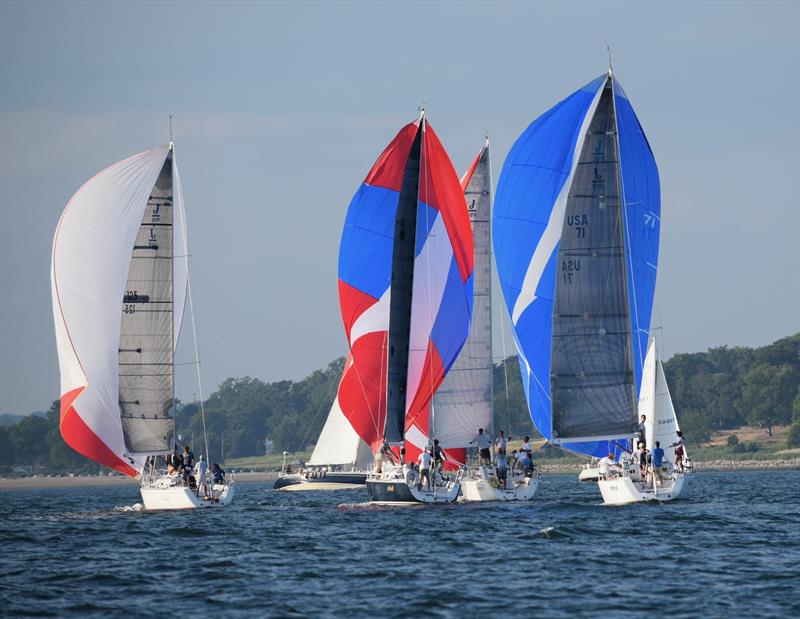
{"left": 432, "top": 144, "right": 494, "bottom": 448}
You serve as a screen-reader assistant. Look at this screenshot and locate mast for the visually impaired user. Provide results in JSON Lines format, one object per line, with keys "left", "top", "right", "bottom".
{"left": 384, "top": 118, "right": 424, "bottom": 443}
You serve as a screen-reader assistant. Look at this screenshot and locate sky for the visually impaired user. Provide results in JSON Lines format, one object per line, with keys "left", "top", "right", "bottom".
{"left": 1, "top": 0, "right": 798, "bottom": 415}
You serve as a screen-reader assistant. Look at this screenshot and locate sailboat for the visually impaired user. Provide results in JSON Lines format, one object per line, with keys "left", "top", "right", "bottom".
{"left": 274, "top": 355, "right": 374, "bottom": 491}
{"left": 337, "top": 112, "right": 475, "bottom": 504}
{"left": 493, "top": 66, "right": 675, "bottom": 505}
{"left": 51, "top": 141, "right": 234, "bottom": 510}
{"left": 441, "top": 140, "right": 539, "bottom": 502}
{"left": 598, "top": 336, "right": 692, "bottom": 504}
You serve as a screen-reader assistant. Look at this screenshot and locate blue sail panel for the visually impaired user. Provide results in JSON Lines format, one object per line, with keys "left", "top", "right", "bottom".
{"left": 615, "top": 79, "right": 660, "bottom": 395}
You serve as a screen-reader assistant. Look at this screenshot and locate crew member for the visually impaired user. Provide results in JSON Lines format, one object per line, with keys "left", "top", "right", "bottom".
{"left": 194, "top": 455, "right": 208, "bottom": 496}
{"left": 638, "top": 415, "right": 647, "bottom": 448}
{"left": 670, "top": 431, "right": 686, "bottom": 473}
{"left": 651, "top": 441, "right": 666, "bottom": 485}
{"left": 181, "top": 445, "right": 194, "bottom": 483}
{"left": 418, "top": 449, "right": 432, "bottom": 491}
{"left": 470, "top": 428, "right": 492, "bottom": 466}
{"left": 495, "top": 430, "right": 508, "bottom": 455}
{"left": 432, "top": 439, "right": 447, "bottom": 471}
{"left": 598, "top": 453, "right": 619, "bottom": 479}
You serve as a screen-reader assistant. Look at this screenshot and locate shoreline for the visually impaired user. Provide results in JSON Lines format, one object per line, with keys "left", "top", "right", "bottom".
{"left": 2, "top": 460, "right": 797, "bottom": 490}
{"left": 0, "top": 471, "right": 278, "bottom": 491}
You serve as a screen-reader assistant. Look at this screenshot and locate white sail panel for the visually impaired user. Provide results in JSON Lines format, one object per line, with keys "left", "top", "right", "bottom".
{"left": 51, "top": 145, "right": 171, "bottom": 476}
{"left": 173, "top": 156, "right": 189, "bottom": 349}
{"left": 308, "top": 394, "right": 373, "bottom": 468}
{"left": 642, "top": 339, "right": 684, "bottom": 461}
{"left": 433, "top": 146, "right": 493, "bottom": 447}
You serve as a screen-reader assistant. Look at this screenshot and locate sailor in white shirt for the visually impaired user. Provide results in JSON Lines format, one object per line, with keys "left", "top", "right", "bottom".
{"left": 598, "top": 453, "right": 619, "bottom": 479}
{"left": 518, "top": 436, "right": 534, "bottom": 472}
{"left": 469, "top": 428, "right": 493, "bottom": 465}
{"left": 417, "top": 449, "right": 432, "bottom": 491}
{"left": 495, "top": 430, "right": 508, "bottom": 455}
{"left": 194, "top": 455, "right": 208, "bottom": 496}
{"left": 670, "top": 431, "right": 686, "bottom": 472}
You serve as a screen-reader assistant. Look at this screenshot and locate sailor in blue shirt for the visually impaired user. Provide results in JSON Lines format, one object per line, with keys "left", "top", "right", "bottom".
{"left": 651, "top": 441, "right": 665, "bottom": 485}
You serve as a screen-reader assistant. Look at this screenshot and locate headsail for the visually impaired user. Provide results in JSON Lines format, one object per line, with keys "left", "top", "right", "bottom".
{"left": 493, "top": 72, "right": 660, "bottom": 458}
{"left": 337, "top": 117, "right": 474, "bottom": 454}
{"left": 640, "top": 338, "right": 684, "bottom": 462}
{"left": 433, "top": 144, "right": 493, "bottom": 448}
{"left": 308, "top": 355, "right": 374, "bottom": 469}
{"left": 52, "top": 145, "right": 187, "bottom": 476}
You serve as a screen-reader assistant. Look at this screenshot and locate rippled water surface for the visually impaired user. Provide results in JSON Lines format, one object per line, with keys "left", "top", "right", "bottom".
{"left": 1, "top": 471, "right": 798, "bottom": 618}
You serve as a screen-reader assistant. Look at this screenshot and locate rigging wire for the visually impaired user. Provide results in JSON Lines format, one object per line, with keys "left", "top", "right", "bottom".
{"left": 175, "top": 148, "right": 211, "bottom": 465}
{"left": 489, "top": 141, "right": 512, "bottom": 435}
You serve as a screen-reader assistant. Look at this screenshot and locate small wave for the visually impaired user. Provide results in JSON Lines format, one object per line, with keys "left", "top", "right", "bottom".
{"left": 114, "top": 503, "right": 145, "bottom": 512}
{"left": 539, "top": 526, "right": 564, "bottom": 538}
{"left": 537, "top": 524, "right": 590, "bottom": 539}
{"left": 337, "top": 501, "right": 424, "bottom": 510}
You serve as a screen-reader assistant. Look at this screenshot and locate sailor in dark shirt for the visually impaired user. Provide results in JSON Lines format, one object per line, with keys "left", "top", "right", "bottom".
{"left": 637, "top": 415, "right": 647, "bottom": 448}
{"left": 181, "top": 446, "right": 194, "bottom": 483}
{"left": 432, "top": 439, "right": 448, "bottom": 471}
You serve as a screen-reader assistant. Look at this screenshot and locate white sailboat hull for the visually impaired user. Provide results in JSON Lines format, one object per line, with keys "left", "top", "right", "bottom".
{"left": 460, "top": 465, "right": 539, "bottom": 502}
{"left": 461, "top": 476, "right": 539, "bottom": 502}
{"left": 140, "top": 479, "right": 235, "bottom": 510}
{"left": 598, "top": 473, "right": 689, "bottom": 505}
{"left": 578, "top": 465, "right": 600, "bottom": 482}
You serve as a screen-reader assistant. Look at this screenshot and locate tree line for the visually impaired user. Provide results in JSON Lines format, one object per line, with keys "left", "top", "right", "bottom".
{"left": 2, "top": 334, "right": 797, "bottom": 473}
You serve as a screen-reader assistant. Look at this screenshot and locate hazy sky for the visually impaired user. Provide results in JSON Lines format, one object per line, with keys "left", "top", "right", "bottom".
{"left": 1, "top": 0, "right": 798, "bottom": 415}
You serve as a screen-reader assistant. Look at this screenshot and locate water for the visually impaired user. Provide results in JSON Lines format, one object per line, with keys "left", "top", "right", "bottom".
{"left": 1, "top": 471, "right": 798, "bottom": 618}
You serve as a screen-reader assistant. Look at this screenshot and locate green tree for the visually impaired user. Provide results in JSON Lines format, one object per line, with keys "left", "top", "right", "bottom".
{"left": 492, "top": 356, "right": 538, "bottom": 438}
{"left": 787, "top": 422, "right": 800, "bottom": 448}
{"left": 676, "top": 407, "right": 711, "bottom": 444}
{"left": 738, "top": 364, "right": 799, "bottom": 435}
{"left": 8, "top": 414, "right": 50, "bottom": 466}
{"left": 0, "top": 426, "right": 14, "bottom": 466}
